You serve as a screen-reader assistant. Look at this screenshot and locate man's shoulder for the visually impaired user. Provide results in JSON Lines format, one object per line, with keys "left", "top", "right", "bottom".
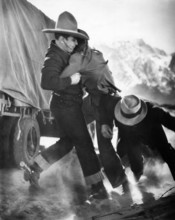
{"left": 101, "top": 94, "right": 121, "bottom": 105}
{"left": 70, "top": 52, "right": 82, "bottom": 61}
{"left": 46, "top": 42, "right": 69, "bottom": 61}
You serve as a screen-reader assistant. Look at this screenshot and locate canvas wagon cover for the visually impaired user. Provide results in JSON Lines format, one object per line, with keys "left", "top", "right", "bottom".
{"left": 0, "top": 0, "right": 55, "bottom": 109}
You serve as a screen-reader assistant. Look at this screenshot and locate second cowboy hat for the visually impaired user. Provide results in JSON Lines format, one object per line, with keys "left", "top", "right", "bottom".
{"left": 114, "top": 95, "right": 147, "bottom": 126}
{"left": 42, "top": 11, "right": 89, "bottom": 40}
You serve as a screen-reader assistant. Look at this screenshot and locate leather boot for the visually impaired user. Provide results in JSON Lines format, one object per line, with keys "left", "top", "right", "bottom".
{"left": 23, "top": 162, "right": 42, "bottom": 193}
{"left": 89, "top": 181, "right": 108, "bottom": 200}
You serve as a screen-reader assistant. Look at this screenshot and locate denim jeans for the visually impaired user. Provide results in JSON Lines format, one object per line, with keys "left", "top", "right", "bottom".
{"left": 41, "top": 94, "right": 102, "bottom": 179}
{"left": 82, "top": 95, "right": 126, "bottom": 188}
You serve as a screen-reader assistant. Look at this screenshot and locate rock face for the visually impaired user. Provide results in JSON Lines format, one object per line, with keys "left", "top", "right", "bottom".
{"left": 97, "top": 39, "right": 175, "bottom": 104}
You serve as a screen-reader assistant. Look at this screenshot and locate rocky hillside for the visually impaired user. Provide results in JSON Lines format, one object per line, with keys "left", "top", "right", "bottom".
{"left": 97, "top": 39, "right": 175, "bottom": 105}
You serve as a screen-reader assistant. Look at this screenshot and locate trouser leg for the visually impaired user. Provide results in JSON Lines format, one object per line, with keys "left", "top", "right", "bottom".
{"left": 83, "top": 95, "right": 126, "bottom": 188}
{"left": 39, "top": 137, "right": 73, "bottom": 166}
{"left": 34, "top": 112, "right": 73, "bottom": 171}
{"left": 118, "top": 140, "right": 144, "bottom": 181}
{"left": 51, "top": 100, "right": 103, "bottom": 185}
{"left": 128, "top": 146, "right": 144, "bottom": 181}
{"left": 96, "top": 121, "right": 126, "bottom": 188}
{"left": 155, "top": 142, "right": 175, "bottom": 180}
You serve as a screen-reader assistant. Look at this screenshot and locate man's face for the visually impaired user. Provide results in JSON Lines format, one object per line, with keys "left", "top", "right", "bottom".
{"left": 62, "top": 36, "right": 78, "bottom": 53}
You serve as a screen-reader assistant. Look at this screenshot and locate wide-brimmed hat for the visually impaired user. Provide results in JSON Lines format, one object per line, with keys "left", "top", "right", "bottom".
{"left": 78, "top": 29, "right": 89, "bottom": 40}
{"left": 42, "top": 11, "right": 89, "bottom": 40}
{"left": 114, "top": 95, "right": 147, "bottom": 126}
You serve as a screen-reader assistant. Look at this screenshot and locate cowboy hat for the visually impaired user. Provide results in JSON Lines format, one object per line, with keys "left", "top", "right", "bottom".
{"left": 42, "top": 11, "right": 89, "bottom": 40}
{"left": 114, "top": 95, "right": 147, "bottom": 126}
{"left": 78, "top": 28, "right": 89, "bottom": 39}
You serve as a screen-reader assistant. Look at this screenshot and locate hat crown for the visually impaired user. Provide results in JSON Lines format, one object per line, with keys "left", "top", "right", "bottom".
{"left": 114, "top": 95, "right": 147, "bottom": 126}
{"left": 42, "top": 11, "right": 89, "bottom": 40}
{"left": 121, "top": 95, "right": 141, "bottom": 114}
{"left": 56, "top": 11, "right": 78, "bottom": 32}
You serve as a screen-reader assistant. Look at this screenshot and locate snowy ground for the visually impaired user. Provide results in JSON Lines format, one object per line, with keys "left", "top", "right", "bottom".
{"left": 0, "top": 149, "right": 175, "bottom": 220}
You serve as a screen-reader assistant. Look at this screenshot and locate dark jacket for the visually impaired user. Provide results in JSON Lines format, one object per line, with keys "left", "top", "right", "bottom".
{"left": 41, "top": 40, "right": 83, "bottom": 96}
{"left": 100, "top": 95, "right": 175, "bottom": 146}
{"left": 61, "top": 47, "right": 118, "bottom": 105}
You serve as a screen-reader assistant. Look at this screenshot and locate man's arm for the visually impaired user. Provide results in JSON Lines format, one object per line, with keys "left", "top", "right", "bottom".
{"left": 150, "top": 103, "right": 175, "bottom": 132}
{"left": 41, "top": 55, "right": 72, "bottom": 91}
{"left": 60, "top": 53, "right": 82, "bottom": 78}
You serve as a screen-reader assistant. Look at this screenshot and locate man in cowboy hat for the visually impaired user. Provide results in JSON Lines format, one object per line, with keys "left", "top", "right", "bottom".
{"left": 59, "top": 29, "right": 130, "bottom": 192}
{"left": 24, "top": 11, "right": 108, "bottom": 200}
{"left": 100, "top": 94, "right": 175, "bottom": 182}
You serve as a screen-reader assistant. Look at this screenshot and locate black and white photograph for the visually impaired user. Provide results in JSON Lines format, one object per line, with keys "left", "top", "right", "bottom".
{"left": 0, "top": 0, "right": 175, "bottom": 219}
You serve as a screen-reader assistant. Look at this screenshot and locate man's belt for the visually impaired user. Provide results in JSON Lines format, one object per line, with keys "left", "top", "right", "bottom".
{"left": 53, "top": 92, "right": 82, "bottom": 98}
{"left": 53, "top": 92, "right": 83, "bottom": 103}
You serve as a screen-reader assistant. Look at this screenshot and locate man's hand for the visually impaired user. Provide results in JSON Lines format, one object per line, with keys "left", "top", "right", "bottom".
{"left": 70, "top": 73, "right": 81, "bottom": 85}
{"left": 101, "top": 124, "right": 113, "bottom": 138}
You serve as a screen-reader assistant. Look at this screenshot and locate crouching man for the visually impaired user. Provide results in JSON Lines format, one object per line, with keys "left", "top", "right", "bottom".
{"left": 100, "top": 94, "right": 175, "bottom": 182}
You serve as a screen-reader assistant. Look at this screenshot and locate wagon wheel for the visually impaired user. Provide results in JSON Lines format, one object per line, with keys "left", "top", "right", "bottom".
{"left": 13, "top": 117, "right": 40, "bottom": 167}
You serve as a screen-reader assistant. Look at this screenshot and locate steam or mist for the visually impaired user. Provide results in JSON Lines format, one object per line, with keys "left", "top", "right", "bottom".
{"left": 0, "top": 150, "right": 124, "bottom": 219}
{"left": 1, "top": 128, "right": 175, "bottom": 219}
{"left": 0, "top": 150, "right": 87, "bottom": 220}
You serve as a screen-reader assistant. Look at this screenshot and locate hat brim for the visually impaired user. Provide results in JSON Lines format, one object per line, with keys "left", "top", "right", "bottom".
{"left": 114, "top": 100, "right": 147, "bottom": 126}
{"left": 42, "top": 28, "right": 89, "bottom": 40}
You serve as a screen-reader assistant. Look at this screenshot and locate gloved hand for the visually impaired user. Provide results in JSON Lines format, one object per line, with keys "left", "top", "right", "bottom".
{"left": 101, "top": 124, "right": 113, "bottom": 138}
{"left": 70, "top": 73, "right": 81, "bottom": 85}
